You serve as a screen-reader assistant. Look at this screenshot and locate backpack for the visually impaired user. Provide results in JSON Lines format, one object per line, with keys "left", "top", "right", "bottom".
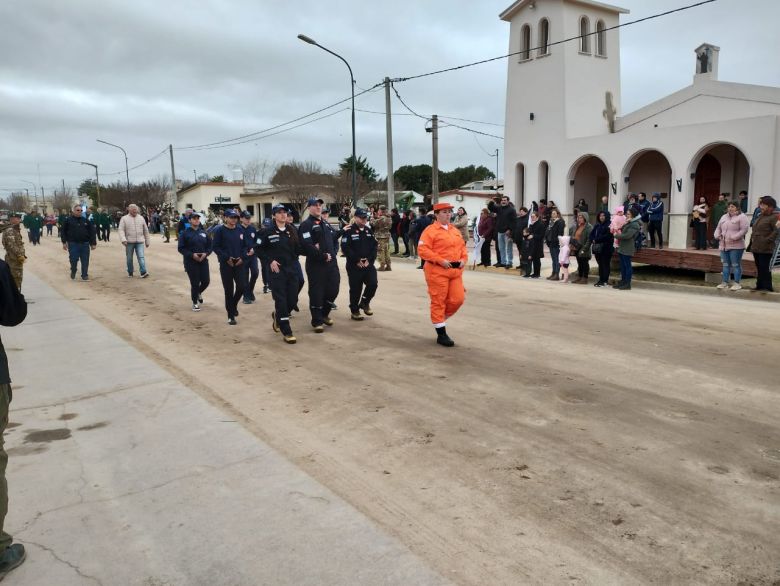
{"left": 634, "top": 230, "right": 646, "bottom": 251}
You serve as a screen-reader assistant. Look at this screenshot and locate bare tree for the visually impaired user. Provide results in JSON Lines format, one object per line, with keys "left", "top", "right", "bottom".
{"left": 52, "top": 186, "right": 75, "bottom": 213}
{"left": 236, "top": 156, "right": 273, "bottom": 184}
{"left": 8, "top": 193, "right": 28, "bottom": 212}
{"left": 330, "top": 170, "right": 374, "bottom": 210}
{"left": 271, "top": 160, "right": 330, "bottom": 219}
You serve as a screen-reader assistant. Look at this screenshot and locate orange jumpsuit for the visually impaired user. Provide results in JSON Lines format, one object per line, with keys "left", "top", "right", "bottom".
{"left": 417, "top": 222, "right": 468, "bottom": 324}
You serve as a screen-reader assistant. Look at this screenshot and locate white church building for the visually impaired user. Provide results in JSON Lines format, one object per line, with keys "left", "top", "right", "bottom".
{"left": 501, "top": 0, "right": 780, "bottom": 249}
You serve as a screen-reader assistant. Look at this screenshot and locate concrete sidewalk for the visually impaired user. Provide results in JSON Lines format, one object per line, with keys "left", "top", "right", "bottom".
{"left": 1, "top": 274, "right": 448, "bottom": 586}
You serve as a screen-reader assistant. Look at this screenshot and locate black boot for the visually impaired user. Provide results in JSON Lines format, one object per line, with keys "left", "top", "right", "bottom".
{"left": 436, "top": 326, "right": 455, "bottom": 347}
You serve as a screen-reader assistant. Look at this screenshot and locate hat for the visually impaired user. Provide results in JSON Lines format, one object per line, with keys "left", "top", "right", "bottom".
{"left": 240, "top": 210, "right": 252, "bottom": 219}
{"left": 378, "top": 205, "right": 387, "bottom": 211}
{"left": 353, "top": 208, "right": 368, "bottom": 218}
{"left": 224, "top": 209, "right": 239, "bottom": 218}
{"left": 652, "top": 193, "right": 660, "bottom": 198}
{"left": 307, "top": 197, "right": 324, "bottom": 207}
{"left": 190, "top": 210, "right": 202, "bottom": 218}
{"left": 10, "top": 212, "right": 22, "bottom": 218}
{"left": 272, "top": 204, "right": 288, "bottom": 214}
{"left": 433, "top": 202, "right": 454, "bottom": 212}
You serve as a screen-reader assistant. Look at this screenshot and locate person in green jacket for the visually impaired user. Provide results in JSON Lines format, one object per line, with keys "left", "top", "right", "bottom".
{"left": 57, "top": 210, "right": 68, "bottom": 238}
{"left": 710, "top": 194, "right": 729, "bottom": 244}
{"left": 613, "top": 208, "right": 642, "bottom": 290}
{"left": 22, "top": 211, "right": 43, "bottom": 246}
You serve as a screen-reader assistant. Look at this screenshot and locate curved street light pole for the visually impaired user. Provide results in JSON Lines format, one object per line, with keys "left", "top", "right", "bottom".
{"left": 298, "top": 34, "right": 356, "bottom": 206}
{"left": 68, "top": 160, "right": 100, "bottom": 208}
{"left": 20, "top": 179, "right": 38, "bottom": 208}
{"left": 96, "top": 139, "right": 130, "bottom": 196}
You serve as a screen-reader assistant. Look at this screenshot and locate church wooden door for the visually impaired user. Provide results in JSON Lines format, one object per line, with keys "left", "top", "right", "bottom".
{"left": 694, "top": 153, "right": 721, "bottom": 240}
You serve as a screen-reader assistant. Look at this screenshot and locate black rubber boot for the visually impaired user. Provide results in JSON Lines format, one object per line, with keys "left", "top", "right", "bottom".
{"left": 436, "top": 326, "right": 455, "bottom": 347}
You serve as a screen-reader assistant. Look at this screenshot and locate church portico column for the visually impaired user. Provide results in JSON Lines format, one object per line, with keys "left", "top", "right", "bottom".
{"left": 668, "top": 157, "right": 694, "bottom": 250}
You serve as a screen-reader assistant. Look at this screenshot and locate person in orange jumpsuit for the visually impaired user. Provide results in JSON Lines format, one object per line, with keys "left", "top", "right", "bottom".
{"left": 417, "top": 202, "right": 468, "bottom": 346}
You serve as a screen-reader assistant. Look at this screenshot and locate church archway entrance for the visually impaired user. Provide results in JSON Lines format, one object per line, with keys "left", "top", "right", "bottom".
{"left": 567, "top": 155, "right": 608, "bottom": 216}
{"left": 690, "top": 144, "right": 750, "bottom": 240}
{"left": 623, "top": 149, "right": 672, "bottom": 244}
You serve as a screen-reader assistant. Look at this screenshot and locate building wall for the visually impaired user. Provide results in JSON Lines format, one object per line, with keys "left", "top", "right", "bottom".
{"left": 176, "top": 184, "right": 244, "bottom": 213}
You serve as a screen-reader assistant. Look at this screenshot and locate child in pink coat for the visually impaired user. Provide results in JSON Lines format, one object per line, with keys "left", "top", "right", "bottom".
{"left": 610, "top": 207, "right": 627, "bottom": 246}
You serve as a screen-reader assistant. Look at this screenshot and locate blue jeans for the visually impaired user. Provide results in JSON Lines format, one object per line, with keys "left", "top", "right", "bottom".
{"left": 125, "top": 242, "right": 147, "bottom": 275}
{"left": 720, "top": 248, "right": 743, "bottom": 283}
{"left": 68, "top": 242, "right": 90, "bottom": 278}
{"left": 549, "top": 244, "right": 560, "bottom": 274}
{"left": 619, "top": 253, "right": 633, "bottom": 284}
{"left": 498, "top": 232, "right": 513, "bottom": 266}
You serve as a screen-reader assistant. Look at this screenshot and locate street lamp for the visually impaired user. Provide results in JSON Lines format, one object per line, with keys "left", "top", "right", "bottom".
{"left": 96, "top": 139, "right": 130, "bottom": 195}
{"left": 298, "top": 33, "right": 357, "bottom": 206}
{"left": 20, "top": 180, "right": 37, "bottom": 208}
{"left": 68, "top": 160, "right": 101, "bottom": 207}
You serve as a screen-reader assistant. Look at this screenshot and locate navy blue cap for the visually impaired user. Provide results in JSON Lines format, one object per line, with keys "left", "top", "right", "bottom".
{"left": 224, "top": 209, "right": 239, "bottom": 218}
{"left": 353, "top": 208, "right": 368, "bottom": 218}
{"left": 190, "top": 210, "right": 202, "bottom": 217}
{"left": 307, "top": 197, "right": 324, "bottom": 207}
{"left": 272, "top": 204, "right": 288, "bottom": 214}
{"left": 240, "top": 210, "right": 252, "bottom": 218}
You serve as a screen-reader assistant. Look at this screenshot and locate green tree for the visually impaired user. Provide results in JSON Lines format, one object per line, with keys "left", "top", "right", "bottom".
{"left": 339, "top": 155, "right": 378, "bottom": 185}
{"left": 79, "top": 179, "right": 99, "bottom": 207}
{"left": 394, "top": 164, "right": 432, "bottom": 195}
{"left": 440, "top": 165, "right": 495, "bottom": 191}
{"left": 209, "top": 175, "right": 225, "bottom": 182}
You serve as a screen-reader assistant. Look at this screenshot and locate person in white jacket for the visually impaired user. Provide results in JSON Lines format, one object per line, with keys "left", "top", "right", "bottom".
{"left": 118, "top": 204, "right": 151, "bottom": 278}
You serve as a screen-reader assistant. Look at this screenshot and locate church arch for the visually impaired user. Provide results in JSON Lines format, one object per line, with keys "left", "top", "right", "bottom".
{"left": 520, "top": 24, "right": 531, "bottom": 61}
{"left": 515, "top": 162, "right": 526, "bottom": 207}
{"left": 622, "top": 149, "right": 673, "bottom": 244}
{"left": 579, "top": 16, "right": 590, "bottom": 53}
{"left": 596, "top": 20, "right": 606, "bottom": 56}
{"left": 567, "top": 154, "right": 608, "bottom": 214}
{"left": 538, "top": 18, "right": 550, "bottom": 56}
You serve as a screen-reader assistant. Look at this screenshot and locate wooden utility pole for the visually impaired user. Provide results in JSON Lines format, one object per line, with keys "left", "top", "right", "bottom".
{"left": 431, "top": 114, "right": 439, "bottom": 204}
{"left": 384, "top": 77, "right": 394, "bottom": 209}
{"left": 168, "top": 144, "right": 177, "bottom": 207}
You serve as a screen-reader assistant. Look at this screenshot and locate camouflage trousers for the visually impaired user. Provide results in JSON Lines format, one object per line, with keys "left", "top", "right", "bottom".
{"left": 5, "top": 258, "right": 22, "bottom": 292}
{"left": 377, "top": 238, "right": 391, "bottom": 268}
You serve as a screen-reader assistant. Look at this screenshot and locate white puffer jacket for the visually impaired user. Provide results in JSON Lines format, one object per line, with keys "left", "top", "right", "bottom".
{"left": 119, "top": 213, "right": 150, "bottom": 245}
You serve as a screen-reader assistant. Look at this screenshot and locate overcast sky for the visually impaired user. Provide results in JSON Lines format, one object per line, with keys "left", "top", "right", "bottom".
{"left": 1, "top": 0, "right": 779, "bottom": 198}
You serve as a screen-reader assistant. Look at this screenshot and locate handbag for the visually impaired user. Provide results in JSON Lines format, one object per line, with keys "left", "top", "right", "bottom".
{"left": 592, "top": 242, "right": 603, "bottom": 255}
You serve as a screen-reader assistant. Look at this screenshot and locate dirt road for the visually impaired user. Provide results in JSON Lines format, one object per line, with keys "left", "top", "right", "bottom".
{"left": 25, "top": 234, "right": 780, "bottom": 584}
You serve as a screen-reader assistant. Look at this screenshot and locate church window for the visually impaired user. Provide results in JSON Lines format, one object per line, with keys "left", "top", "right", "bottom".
{"left": 538, "top": 19, "right": 550, "bottom": 56}
{"left": 579, "top": 16, "right": 590, "bottom": 54}
{"left": 520, "top": 24, "right": 531, "bottom": 60}
{"left": 596, "top": 20, "right": 606, "bottom": 56}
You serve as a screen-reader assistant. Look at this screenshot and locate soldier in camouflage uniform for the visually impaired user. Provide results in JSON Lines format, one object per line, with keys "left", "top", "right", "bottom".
{"left": 2, "top": 214, "right": 26, "bottom": 291}
{"left": 372, "top": 205, "right": 392, "bottom": 271}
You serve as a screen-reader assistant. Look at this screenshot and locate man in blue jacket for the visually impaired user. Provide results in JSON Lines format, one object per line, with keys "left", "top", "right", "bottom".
{"left": 211, "top": 209, "right": 249, "bottom": 325}
{"left": 647, "top": 193, "right": 665, "bottom": 249}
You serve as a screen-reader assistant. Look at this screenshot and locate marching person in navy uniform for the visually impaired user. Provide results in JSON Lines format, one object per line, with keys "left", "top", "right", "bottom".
{"left": 177, "top": 210, "right": 212, "bottom": 311}
{"left": 211, "top": 209, "right": 249, "bottom": 325}
{"left": 260, "top": 215, "right": 273, "bottom": 294}
{"left": 340, "top": 208, "right": 378, "bottom": 320}
{"left": 239, "top": 210, "right": 259, "bottom": 304}
{"left": 298, "top": 197, "right": 340, "bottom": 333}
{"left": 257, "top": 205, "right": 302, "bottom": 343}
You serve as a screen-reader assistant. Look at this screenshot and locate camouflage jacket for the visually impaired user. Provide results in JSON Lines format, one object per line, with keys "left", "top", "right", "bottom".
{"left": 372, "top": 215, "right": 392, "bottom": 239}
{"left": 2, "top": 226, "right": 25, "bottom": 261}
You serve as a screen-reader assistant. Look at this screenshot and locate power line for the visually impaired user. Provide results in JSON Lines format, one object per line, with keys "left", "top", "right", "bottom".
{"left": 356, "top": 107, "right": 504, "bottom": 127}
{"left": 471, "top": 133, "right": 497, "bottom": 158}
{"left": 180, "top": 108, "right": 351, "bottom": 152}
{"left": 390, "top": 0, "right": 718, "bottom": 83}
{"left": 101, "top": 147, "right": 169, "bottom": 176}
{"left": 175, "top": 84, "right": 383, "bottom": 151}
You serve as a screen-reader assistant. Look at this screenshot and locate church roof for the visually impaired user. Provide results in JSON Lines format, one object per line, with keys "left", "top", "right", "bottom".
{"left": 500, "top": 0, "right": 628, "bottom": 22}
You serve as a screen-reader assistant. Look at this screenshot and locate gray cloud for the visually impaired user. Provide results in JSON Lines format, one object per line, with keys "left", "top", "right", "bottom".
{"left": 1, "top": 0, "right": 778, "bottom": 196}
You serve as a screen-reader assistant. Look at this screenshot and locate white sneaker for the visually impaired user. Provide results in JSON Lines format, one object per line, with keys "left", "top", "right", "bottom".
{"left": 730, "top": 283, "right": 742, "bottom": 291}
{"left": 192, "top": 303, "right": 200, "bottom": 311}
{"left": 716, "top": 282, "right": 729, "bottom": 289}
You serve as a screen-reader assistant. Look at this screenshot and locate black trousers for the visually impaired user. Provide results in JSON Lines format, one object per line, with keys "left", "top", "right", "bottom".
{"left": 244, "top": 255, "right": 259, "bottom": 300}
{"left": 219, "top": 263, "right": 247, "bottom": 318}
{"left": 305, "top": 261, "right": 340, "bottom": 326}
{"left": 648, "top": 220, "right": 663, "bottom": 247}
{"left": 480, "top": 239, "right": 492, "bottom": 266}
{"left": 184, "top": 259, "right": 210, "bottom": 303}
{"left": 753, "top": 252, "right": 774, "bottom": 291}
{"left": 391, "top": 233, "right": 399, "bottom": 254}
{"left": 347, "top": 265, "right": 378, "bottom": 312}
{"left": 595, "top": 249, "right": 613, "bottom": 283}
{"left": 270, "top": 269, "right": 300, "bottom": 334}
{"left": 260, "top": 258, "right": 270, "bottom": 287}
{"left": 402, "top": 234, "right": 410, "bottom": 255}
{"left": 531, "top": 258, "right": 541, "bottom": 277}
{"left": 694, "top": 223, "right": 707, "bottom": 249}
{"left": 576, "top": 257, "right": 590, "bottom": 278}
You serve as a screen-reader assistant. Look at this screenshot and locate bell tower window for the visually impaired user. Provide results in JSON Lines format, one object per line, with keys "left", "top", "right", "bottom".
{"left": 596, "top": 20, "right": 606, "bottom": 56}
{"left": 538, "top": 19, "right": 550, "bottom": 56}
{"left": 579, "top": 16, "right": 590, "bottom": 54}
{"left": 520, "top": 24, "right": 532, "bottom": 61}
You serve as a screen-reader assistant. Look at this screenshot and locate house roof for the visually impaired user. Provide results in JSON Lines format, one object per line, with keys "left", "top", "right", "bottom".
{"left": 500, "top": 0, "right": 628, "bottom": 21}
{"left": 439, "top": 190, "right": 503, "bottom": 199}
{"left": 177, "top": 181, "right": 244, "bottom": 196}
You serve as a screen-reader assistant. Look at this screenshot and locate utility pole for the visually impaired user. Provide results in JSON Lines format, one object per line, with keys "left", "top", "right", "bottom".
{"left": 168, "top": 144, "right": 177, "bottom": 207}
{"left": 384, "top": 77, "right": 394, "bottom": 209}
{"left": 431, "top": 114, "right": 439, "bottom": 204}
{"left": 494, "top": 149, "right": 500, "bottom": 191}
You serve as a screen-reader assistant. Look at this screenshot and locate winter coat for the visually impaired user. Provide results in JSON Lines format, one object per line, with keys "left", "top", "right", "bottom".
{"left": 495, "top": 204, "right": 517, "bottom": 233}
{"left": 589, "top": 217, "right": 614, "bottom": 253}
{"left": 648, "top": 200, "right": 664, "bottom": 222}
{"left": 512, "top": 213, "right": 529, "bottom": 242}
{"left": 568, "top": 212, "right": 593, "bottom": 259}
{"left": 544, "top": 218, "right": 564, "bottom": 247}
{"left": 527, "top": 219, "right": 546, "bottom": 259}
{"left": 477, "top": 215, "right": 495, "bottom": 240}
{"left": 118, "top": 213, "right": 151, "bottom": 245}
{"left": 713, "top": 212, "right": 749, "bottom": 251}
{"left": 614, "top": 217, "right": 642, "bottom": 256}
{"left": 749, "top": 212, "right": 779, "bottom": 254}
{"left": 452, "top": 213, "right": 469, "bottom": 242}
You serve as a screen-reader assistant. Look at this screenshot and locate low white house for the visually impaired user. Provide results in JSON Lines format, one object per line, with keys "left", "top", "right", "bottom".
{"left": 437, "top": 189, "right": 503, "bottom": 229}
{"left": 501, "top": 0, "right": 780, "bottom": 249}
{"left": 176, "top": 182, "right": 244, "bottom": 213}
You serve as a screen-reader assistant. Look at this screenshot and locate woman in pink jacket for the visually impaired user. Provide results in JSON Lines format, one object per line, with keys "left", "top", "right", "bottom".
{"left": 713, "top": 201, "right": 749, "bottom": 291}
